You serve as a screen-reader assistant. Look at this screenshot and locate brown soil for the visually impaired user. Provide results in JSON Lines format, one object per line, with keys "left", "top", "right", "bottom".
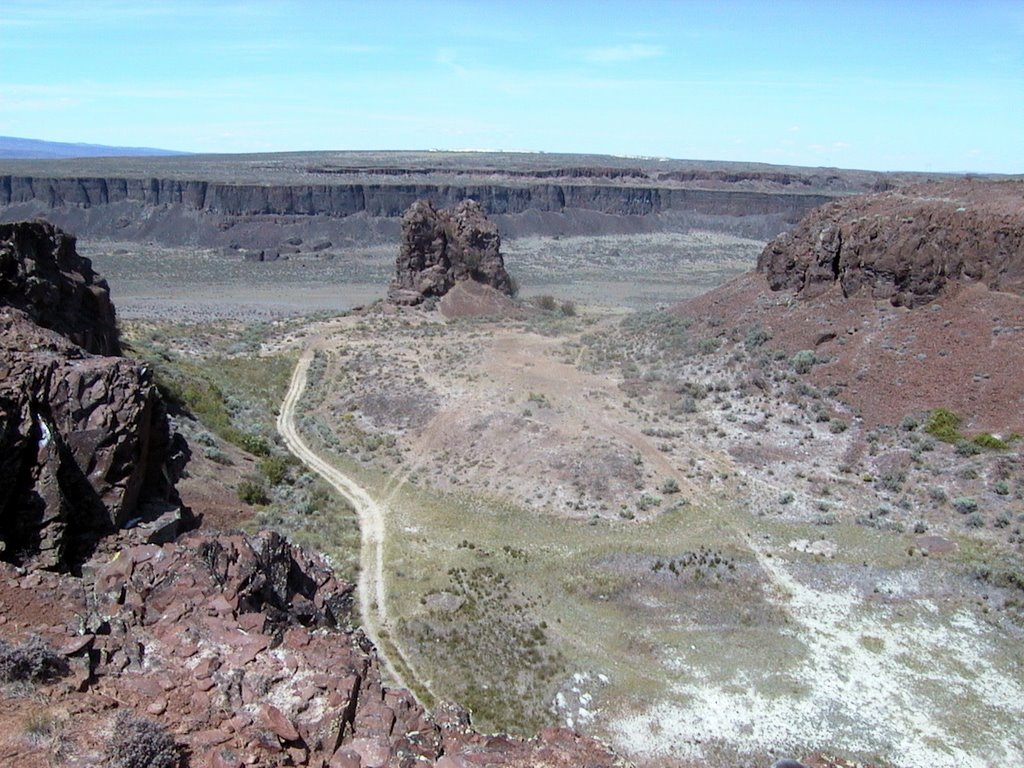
{"left": 675, "top": 272, "right": 1024, "bottom": 433}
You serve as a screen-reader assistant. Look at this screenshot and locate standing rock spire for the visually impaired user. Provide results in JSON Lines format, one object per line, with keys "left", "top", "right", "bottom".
{"left": 388, "top": 199, "right": 515, "bottom": 305}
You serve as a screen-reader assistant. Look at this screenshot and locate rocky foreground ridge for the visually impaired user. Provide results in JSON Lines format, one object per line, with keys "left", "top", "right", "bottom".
{"left": 389, "top": 200, "right": 514, "bottom": 306}
{"left": 0, "top": 222, "right": 621, "bottom": 766}
{"left": 0, "top": 221, "right": 191, "bottom": 571}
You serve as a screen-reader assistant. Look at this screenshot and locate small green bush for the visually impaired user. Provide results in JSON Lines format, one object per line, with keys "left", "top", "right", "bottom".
{"left": 235, "top": 432, "right": 270, "bottom": 457}
{"left": 955, "top": 439, "right": 981, "bottom": 457}
{"left": 637, "top": 493, "right": 661, "bottom": 511}
{"left": 953, "top": 496, "right": 979, "bottom": 515}
{"left": 792, "top": 350, "right": 817, "bottom": 374}
{"left": 661, "top": 478, "right": 681, "bottom": 495}
{"left": 559, "top": 301, "right": 577, "bottom": 317}
{"left": 698, "top": 338, "right": 721, "bottom": 355}
{"left": 534, "top": 295, "right": 558, "bottom": 312}
{"left": 203, "top": 446, "right": 233, "bottom": 465}
{"left": 744, "top": 326, "right": 770, "bottom": 350}
{"left": 972, "top": 433, "right": 1009, "bottom": 450}
{"left": 924, "top": 408, "right": 961, "bottom": 443}
{"left": 238, "top": 478, "right": 269, "bottom": 506}
{"left": 258, "top": 455, "right": 290, "bottom": 485}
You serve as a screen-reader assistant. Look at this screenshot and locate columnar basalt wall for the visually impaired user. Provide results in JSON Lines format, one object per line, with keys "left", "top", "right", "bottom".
{"left": 0, "top": 174, "right": 833, "bottom": 221}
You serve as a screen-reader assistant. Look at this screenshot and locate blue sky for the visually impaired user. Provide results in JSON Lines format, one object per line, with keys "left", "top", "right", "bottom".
{"left": 1, "top": 0, "right": 1021, "bottom": 172}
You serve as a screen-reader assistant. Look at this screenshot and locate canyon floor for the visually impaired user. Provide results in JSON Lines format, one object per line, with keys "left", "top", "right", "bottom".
{"left": 90, "top": 231, "right": 1024, "bottom": 768}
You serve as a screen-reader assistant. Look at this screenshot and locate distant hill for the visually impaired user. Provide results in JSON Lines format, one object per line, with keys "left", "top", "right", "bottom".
{"left": 0, "top": 136, "right": 187, "bottom": 160}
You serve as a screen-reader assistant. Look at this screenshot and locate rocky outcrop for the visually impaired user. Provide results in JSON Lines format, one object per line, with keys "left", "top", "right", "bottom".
{"left": 0, "top": 220, "right": 120, "bottom": 355}
{"left": 757, "top": 180, "right": 1024, "bottom": 307}
{"left": 389, "top": 200, "right": 515, "bottom": 306}
{"left": 0, "top": 528, "right": 621, "bottom": 767}
{"left": 0, "top": 223, "right": 189, "bottom": 570}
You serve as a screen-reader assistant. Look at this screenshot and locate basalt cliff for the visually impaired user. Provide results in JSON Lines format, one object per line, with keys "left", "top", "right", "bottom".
{"left": 0, "top": 151, "right": 933, "bottom": 249}
{"left": 0, "top": 221, "right": 190, "bottom": 570}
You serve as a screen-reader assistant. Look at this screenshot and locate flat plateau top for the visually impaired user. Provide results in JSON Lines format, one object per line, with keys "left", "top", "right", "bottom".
{"left": 0, "top": 150, "right": 971, "bottom": 192}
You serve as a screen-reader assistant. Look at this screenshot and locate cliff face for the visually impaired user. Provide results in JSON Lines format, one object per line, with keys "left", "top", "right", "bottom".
{"left": 0, "top": 174, "right": 832, "bottom": 221}
{"left": 757, "top": 180, "right": 1024, "bottom": 307}
{"left": 0, "top": 223, "right": 189, "bottom": 570}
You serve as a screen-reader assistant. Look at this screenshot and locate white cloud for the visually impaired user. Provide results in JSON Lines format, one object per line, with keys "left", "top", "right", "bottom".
{"left": 580, "top": 44, "right": 665, "bottom": 64}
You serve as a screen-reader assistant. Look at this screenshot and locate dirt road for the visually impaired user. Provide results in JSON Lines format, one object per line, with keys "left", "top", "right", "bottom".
{"left": 277, "top": 348, "right": 427, "bottom": 701}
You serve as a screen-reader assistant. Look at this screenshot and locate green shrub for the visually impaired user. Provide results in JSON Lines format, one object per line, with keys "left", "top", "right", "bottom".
{"left": 953, "top": 497, "right": 979, "bottom": 515}
{"left": 880, "top": 471, "right": 905, "bottom": 492}
{"left": 972, "top": 433, "right": 1010, "bottom": 450}
{"left": 258, "top": 455, "right": 290, "bottom": 485}
{"left": 661, "top": 478, "right": 681, "bottom": 495}
{"left": 637, "top": 493, "right": 661, "bottom": 511}
{"left": 534, "top": 295, "right": 558, "bottom": 312}
{"left": 203, "top": 446, "right": 233, "bottom": 465}
{"left": 924, "top": 408, "right": 961, "bottom": 443}
{"left": 792, "top": 350, "right": 817, "bottom": 374}
{"left": 527, "top": 392, "right": 550, "bottom": 408}
{"left": 238, "top": 478, "right": 269, "bottom": 506}
{"left": 236, "top": 432, "right": 270, "bottom": 456}
{"left": 900, "top": 415, "right": 919, "bottom": 431}
{"left": 955, "top": 439, "right": 981, "bottom": 457}
{"left": 744, "top": 326, "right": 770, "bottom": 350}
{"left": 559, "top": 301, "right": 577, "bottom": 317}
